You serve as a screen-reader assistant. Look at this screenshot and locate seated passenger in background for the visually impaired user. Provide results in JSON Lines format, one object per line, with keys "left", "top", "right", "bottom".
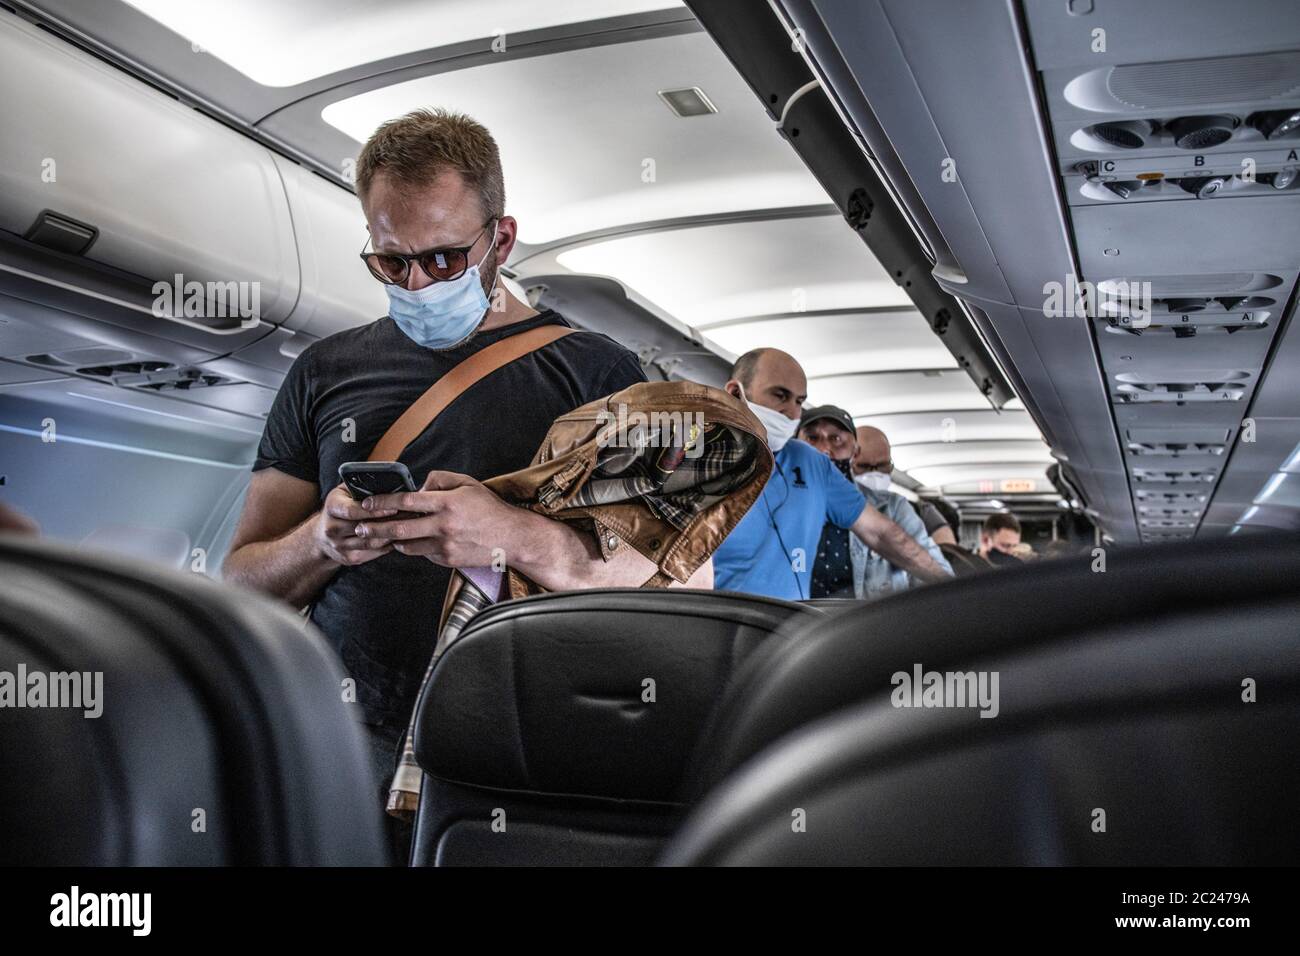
{"left": 980, "top": 512, "right": 1025, "bottom": 567}
{"left": 917, "top": 497, "right": 992, "bottom": 576}
{"left": 1041, "top": 539, "right": 1080, "bottom": 561}
{"left": 712, "top": 348, "right": 951, "bottom": 601}
{"left": 916, "top": 497, "right": 958, "bottom": 548}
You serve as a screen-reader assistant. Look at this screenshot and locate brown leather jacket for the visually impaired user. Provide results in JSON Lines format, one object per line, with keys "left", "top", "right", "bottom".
{"left": 479, "top": 379, "right": 773, "bottom": 601}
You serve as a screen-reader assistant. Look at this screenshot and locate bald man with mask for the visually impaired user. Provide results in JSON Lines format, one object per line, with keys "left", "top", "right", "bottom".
{"left": 848, "top": 424, "right": 952, "bottom": 597}
{"left": 712, "top": 348, "right": 950, "bottom": 601}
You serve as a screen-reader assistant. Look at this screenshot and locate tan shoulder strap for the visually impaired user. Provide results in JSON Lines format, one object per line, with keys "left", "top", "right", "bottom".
{"left": 367, "top": 323, "right": 577, "bottom": 463}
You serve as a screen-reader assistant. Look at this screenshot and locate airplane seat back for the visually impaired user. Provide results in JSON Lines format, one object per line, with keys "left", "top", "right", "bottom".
{"left": 663, "top": 532, "right": 1300, "bottom": 865}
{"left": 0, "top": 535, "right": 387, "bottom": 865}
{"left": 409, "top": 589, "right": 819, "bottom": 866}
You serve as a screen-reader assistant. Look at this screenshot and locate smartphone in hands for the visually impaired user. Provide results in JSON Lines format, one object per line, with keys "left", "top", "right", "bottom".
{"left": 338, "top": 461, "right": 417, "bottom": 501}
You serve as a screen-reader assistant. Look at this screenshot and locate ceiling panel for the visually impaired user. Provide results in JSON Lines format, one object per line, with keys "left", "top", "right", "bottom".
{"left": 556, "top": 215, "right": 908, "bottom": 325}
{"left": 853, "top": 409, "right": 1042, "bottom": 447}
{"left": 808, "top": 369, "right": 994, "bottom": 418}
{"left": 323, "top": 32, "right": 829, "bottom": 243}
{"left": 124, "top": 0, "right": 684, "bottom": 87}
{"left": 891, "top": 439, "right": 1053, "bottom": 472}
{"left": 703, "top": 309, "right": 953, "bottom": 376}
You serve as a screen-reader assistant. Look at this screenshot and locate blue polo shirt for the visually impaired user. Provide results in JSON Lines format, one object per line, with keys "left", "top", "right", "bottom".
{"left": 714, "top": 439, "right": 868, "bottom": 600}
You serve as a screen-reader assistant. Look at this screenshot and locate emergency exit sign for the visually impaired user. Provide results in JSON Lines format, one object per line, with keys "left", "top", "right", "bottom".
{"left": 1000, "top": 479, "right": 1036, "bottom": 493}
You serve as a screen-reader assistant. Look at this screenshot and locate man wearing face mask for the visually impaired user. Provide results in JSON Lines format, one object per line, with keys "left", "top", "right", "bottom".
{"left": 846, "top": 423, "right": 952, "bottom": 598}
{"left": 798, "top": 405, "right": 862, "bottom": 598}
{"left": 711, "top": 349, "right": 951, "bottom": 600}
{"left": 223, "top": 110, "right": 678, "bottom": 855}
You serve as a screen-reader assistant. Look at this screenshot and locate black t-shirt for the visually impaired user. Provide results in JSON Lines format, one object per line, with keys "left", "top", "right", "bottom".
{"left": 253, "top": 311, "right": 646, "bottom": 730}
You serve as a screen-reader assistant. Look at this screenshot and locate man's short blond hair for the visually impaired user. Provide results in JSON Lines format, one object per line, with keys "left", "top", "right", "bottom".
{"left": 355, "top": 108, "right": 505, "bottom": 220}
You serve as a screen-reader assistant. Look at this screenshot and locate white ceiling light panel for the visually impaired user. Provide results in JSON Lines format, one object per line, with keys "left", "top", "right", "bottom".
{"left": 808, "top": 370, "right": 995, "bottom": 418}
{"left": 124, "top": 0, "right": 686, "bottom": 87}
{"left": 853, "top": 410, "right": 1042, "bottom": 447}
{"left": 703, "top": 310, "right": 954, "bottom": 377}
{"left": 890, "top": 440, "right": 1054, "bottom": 472}
{"left": 557, "top": 215, "right": 909, "bottom": 325}
{"left": 324, "top": 33, "right": 830, "bottom": 243}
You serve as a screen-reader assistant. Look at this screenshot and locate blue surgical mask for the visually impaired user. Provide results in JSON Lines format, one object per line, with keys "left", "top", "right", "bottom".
{"left": 385, "top": 223, "right": 498, "bottom": 349}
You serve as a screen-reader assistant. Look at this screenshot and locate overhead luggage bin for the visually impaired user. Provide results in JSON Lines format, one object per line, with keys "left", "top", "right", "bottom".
{"left": 0, "top": 11, "right": 299, "bottom": 333}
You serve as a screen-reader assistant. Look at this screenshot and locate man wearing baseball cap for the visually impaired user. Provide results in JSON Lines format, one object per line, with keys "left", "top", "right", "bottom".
{"left": 799, "top": 407, "right": 951, "bottom": 598}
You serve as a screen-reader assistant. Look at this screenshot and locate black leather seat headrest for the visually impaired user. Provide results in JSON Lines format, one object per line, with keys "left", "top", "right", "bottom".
{"left": 692, "top": 532, "right": 1300, "bottom": 797}
{"left": 413, "top": 588, "right": 818, "bottom": 805}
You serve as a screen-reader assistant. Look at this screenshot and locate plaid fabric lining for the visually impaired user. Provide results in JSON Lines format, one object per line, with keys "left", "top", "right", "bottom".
{"left": 569, "top": 422, "right": 758, "bottom": 529}
{"left": 385, "top": 578, "right": 493, "bottom": 814}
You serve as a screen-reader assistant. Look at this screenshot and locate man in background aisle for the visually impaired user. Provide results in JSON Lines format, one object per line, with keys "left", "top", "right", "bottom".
{"left": 799, "top": 408, "right": 950, "bottom": 599}
{"left": 848, "top": 423, "right": 951, "bottom": 598}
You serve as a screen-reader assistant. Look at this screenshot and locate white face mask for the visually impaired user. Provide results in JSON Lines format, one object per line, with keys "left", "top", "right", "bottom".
{"left": 854, "top": 471, "right": 892, "bottom": 493}
{"left": 735, "top": 383, "right": 800, "bottom": 453}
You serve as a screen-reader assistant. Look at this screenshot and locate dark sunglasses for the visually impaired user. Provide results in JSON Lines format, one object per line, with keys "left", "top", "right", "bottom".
{"left": 360, "top": 218, "right": 495, "bottom": 285}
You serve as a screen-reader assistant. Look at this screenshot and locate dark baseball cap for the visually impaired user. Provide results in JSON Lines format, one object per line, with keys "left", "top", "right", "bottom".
{"left": 800, "top": 404, "right": 855, "bottom": 436}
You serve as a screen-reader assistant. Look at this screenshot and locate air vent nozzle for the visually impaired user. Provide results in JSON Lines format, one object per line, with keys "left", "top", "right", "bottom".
{"left": 1081, "top": 119, "right": 1156, "bottom": 150}
{"left": 1139, "top": 517, "right": 1199, "bottom": 529}
{"left": 1167, "top": 114, "right": 1238, "bottom": 150}
{"left": 70, "top": 360, "right": 232, "bottom": 392}
{"left": 1135, "top": 489, "right": 1209, "bottom": 505}
{"left": 1127, "top": 441, "right": 1226, "bottom": 458}
{"left": 1116, "top": 382, "right": 1246, "bottom": 402}
{"left": 1133, "top": 468, "right": 1218, "bottom": 484}
{"left": 1248, "top": 108, "right": 1300, "bottom": 140}
{"left": 25, "top": 347, "right": 135, "bottom": 368}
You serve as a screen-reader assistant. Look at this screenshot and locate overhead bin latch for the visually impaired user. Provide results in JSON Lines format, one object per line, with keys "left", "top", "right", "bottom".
{"left": 24, "top": 210, "right": 98, "bottom": 257}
